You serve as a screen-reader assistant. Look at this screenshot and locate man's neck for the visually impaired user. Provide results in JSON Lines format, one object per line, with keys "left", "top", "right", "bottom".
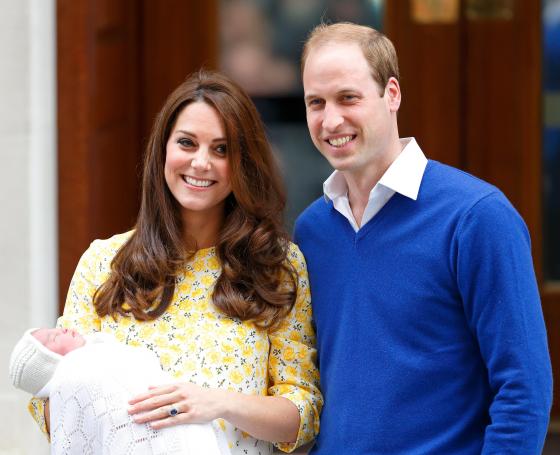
{"left": 344, "top": 139, "right": 404, "bottom": 227}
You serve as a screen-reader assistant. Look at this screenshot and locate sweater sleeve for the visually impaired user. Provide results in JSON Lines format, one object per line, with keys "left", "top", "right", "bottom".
{"left": 455, "top": 193, "right": 553, "bottom": 454}
{"left": 268, "top": 243, "right": 323, "bottom": 453}
{"left": 28, "top": 239, "right": 104, "bottom": 436}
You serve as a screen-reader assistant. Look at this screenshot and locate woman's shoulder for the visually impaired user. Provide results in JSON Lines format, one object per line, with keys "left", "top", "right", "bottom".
{"left": 81, "top": 230, "right": 134, "bottom": 264}
{"left": 89, "top": 230, "right": 134, "bottom": 252}
{"left": 285, "top": 240, "right": 307, "bottom": 272}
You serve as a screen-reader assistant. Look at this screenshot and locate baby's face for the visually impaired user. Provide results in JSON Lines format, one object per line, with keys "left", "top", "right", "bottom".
{"left": 32, "top": 328, "right": 86, "bottom": 355}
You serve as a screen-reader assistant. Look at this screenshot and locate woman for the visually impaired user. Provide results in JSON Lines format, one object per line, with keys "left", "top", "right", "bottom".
{"left": 29, "top": 70, "right": 322, "bottom": 454}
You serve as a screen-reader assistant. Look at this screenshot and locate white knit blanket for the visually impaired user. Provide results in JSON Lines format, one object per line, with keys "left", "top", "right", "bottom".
{"left": 46, "top": 334, "right": 231, "bottom": 455}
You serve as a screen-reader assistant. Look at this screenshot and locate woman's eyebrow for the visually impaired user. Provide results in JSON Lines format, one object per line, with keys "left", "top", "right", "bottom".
{"left": 174, "top": 130, "right": 226, "bottom": 143}
{"left": 174, "top": 129, "right": 195, "bottom": 136}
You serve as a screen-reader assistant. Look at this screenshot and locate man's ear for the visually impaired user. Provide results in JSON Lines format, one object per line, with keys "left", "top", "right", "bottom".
{"left": 385, "top": 77, "right": 401, "bottom": 112}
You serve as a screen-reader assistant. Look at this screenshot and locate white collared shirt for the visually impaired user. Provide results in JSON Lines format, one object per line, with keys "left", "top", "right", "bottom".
{"left": 323, "top": 137, "right": 428, "bottom": 232}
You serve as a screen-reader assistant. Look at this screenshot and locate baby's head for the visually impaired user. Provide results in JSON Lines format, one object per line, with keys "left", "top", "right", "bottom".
{"left": 9, "top": 327, "right": 86, "bottom": 395}
{"left": 32, "top": 327, "right": 85, "bottom": 355}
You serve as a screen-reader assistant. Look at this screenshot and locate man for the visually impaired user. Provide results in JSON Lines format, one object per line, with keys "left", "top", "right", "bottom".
{"left": 294, "top": 22, "right": 552, "bottom": 454}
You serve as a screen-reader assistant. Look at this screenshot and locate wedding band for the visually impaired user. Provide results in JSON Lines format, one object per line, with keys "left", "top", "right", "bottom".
{"left": 168, "top": 406, "right": 179, "bottom": 417}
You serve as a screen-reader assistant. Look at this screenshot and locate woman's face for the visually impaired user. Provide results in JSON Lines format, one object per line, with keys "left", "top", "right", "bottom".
{"left": 164, "top": 101, "right": 232, "bottom": 224}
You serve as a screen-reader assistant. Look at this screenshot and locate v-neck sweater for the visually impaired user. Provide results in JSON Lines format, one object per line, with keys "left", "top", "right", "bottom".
{"left": 294, "top": 160, "right": 552, "bottom": 454}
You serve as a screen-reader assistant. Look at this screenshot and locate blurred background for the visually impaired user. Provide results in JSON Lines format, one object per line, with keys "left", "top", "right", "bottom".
{"left": 0, "top": 0, "right": 558, "bottom": 453}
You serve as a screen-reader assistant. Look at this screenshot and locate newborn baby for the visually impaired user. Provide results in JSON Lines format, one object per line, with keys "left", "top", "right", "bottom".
{"left": 9, "top": 328, "right": 231, "bottom": 455}
{"left": 9, "top": 328, "right": 84, "bottom": 398}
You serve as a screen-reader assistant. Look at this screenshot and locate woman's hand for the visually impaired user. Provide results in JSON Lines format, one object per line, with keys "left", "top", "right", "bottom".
{"left": 128, "top": 382, "right": 227, "bottom": 429}
{"left": 128, "top": 381, "right": 300, "bottom": 442}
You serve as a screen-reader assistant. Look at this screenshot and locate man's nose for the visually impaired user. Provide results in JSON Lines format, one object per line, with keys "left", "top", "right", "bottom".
{"left": 322, "top": 104, "right": 343, "bottom": 131}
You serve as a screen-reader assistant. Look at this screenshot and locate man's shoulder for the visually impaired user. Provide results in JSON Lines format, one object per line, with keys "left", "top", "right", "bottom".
{"left": 426, "top": 160, "right": 496, "bottom": 191}
{"left": 424, "top": 160, "right": 524, "bottom": 229}
{"left": 424, "top": 160, "right": 506, "bottom": 206}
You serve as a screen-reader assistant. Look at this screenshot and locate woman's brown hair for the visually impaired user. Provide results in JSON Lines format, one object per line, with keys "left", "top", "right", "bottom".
{"left": 93, "top": 70, "right": 296, "bottom": 328}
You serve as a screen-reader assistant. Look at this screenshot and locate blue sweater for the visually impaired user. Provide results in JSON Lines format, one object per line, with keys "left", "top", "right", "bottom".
{"left": 294, "top": 161, "right": 552, "bottom": 454}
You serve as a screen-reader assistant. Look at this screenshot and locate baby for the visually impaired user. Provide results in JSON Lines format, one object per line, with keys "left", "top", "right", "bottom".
{"left": 10, "top": 327, "right": 85, "bottom": 397}
{"left": 9, "top": 327, "right": 231, "bottom": 455}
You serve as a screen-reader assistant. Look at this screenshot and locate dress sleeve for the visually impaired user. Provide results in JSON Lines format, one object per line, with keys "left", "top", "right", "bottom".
{"left": 268, "top": 243, "right": 323, "bottom": 453}
{"left": 28, "top": 240, "right": 104, "bottom": 436}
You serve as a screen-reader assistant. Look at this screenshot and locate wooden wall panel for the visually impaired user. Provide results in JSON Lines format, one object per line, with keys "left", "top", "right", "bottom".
{"left": 385, "top": 1, "right": 462, "bottom": 167}
{"left": 140, "top": 0, "right": 219, "bottom": 145}
{"left": 58, "top": 0, "right": 104, "bottom": 309}
{"left": 91, "top": 0, "right": 142, "bottom": 239}
{"left": 58, "top": 0, "right": 141, "bottom": 310}
{"left": 463, "top": 1, "right": 541, "bottom": 238}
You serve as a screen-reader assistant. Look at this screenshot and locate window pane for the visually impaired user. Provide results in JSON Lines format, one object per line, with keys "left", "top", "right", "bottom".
{"left": 543, "top": 0, "right": 560, "bottom": 280}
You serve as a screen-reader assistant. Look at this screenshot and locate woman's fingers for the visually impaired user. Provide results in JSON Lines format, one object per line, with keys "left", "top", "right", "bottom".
{"left": 131, "top": 402, "right": 190, "bottom": 424}
{"left": 128, "top": 392, "right": 180, "bottom": 417}
{"left": 128, "top": 384, "right": 179, "bottom": 405}
{"left": 149, "top": 411, "right": 190, "bottom": 430}
{"left": 148, "top": 383, "right": 176, "bottom": 390}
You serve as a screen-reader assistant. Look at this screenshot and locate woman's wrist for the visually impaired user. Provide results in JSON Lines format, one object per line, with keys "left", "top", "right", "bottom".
{"left": 216, "top": 388, "right": 237, "bottom": 421}
{"left": 213, "top": 390, "right": 300, "bottom": 443}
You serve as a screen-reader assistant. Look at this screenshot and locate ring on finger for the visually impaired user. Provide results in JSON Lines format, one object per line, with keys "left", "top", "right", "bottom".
{"left": 168, "top": 405, "right": 180, "bottom": 417}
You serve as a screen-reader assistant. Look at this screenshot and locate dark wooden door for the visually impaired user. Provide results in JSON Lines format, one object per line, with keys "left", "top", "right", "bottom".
{"left": 57, "top": 0, "right": 218, "bottom": 312}
{"left": 386, "top": 0, "right": 558, "bottom": 417}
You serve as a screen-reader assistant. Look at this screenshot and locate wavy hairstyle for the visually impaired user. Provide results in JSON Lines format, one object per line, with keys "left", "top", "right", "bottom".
{"left": 93, "top": 70, "right": 296, "bottom": 328}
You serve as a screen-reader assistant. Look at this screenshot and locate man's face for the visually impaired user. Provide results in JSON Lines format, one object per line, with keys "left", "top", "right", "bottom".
{"left": 303, "top": 42, "right": 400, "bottom": 178}
{"left": 32, "top": 328, "right": 86, "bottom": 355}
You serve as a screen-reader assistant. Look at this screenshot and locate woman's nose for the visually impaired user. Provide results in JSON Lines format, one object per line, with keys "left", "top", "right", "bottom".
{"left": 191, "top": 149, "right": 211, "bottom": 171}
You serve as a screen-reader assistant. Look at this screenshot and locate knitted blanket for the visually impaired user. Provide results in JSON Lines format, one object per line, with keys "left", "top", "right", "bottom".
{"left": 46, "top": 334, "right": 230, "bottom": 455}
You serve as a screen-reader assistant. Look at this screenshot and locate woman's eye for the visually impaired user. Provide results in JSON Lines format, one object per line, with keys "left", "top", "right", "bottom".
{"left": 178, "top": 138, "right": 194, "bottom": 147}
{"left": 215, "top": 144, "right": 227, "bottom": 155}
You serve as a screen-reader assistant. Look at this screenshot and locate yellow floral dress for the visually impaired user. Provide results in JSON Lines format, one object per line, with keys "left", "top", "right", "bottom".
{"left": 29, "top": 232, "right": 322, "bottom": 454}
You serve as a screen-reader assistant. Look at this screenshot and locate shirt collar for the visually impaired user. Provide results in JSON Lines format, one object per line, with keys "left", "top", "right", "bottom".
{"left": 323, "top": 137, "right": 428, "bottom": 202}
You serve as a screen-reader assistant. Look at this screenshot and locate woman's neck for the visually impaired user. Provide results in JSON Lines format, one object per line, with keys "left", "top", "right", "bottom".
{"left": 181, "top": 207, "right": 225, "bottom": 250}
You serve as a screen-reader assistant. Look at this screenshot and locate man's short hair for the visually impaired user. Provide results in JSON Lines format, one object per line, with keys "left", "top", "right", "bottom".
{"left": 301, "top": 22, "right": 400, "bottom": 93}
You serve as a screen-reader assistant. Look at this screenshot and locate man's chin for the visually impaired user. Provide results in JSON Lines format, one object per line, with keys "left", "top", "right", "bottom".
{"left": 322, "top": 154, "right": 353, "bottom": 171}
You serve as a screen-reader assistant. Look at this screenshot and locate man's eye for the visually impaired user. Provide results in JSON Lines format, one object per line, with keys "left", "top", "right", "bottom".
{"left": 342, "top": 95, "right": 357, "bottom": 102}
{"left": 178, "top": 138, "right": 194, "bottom": 147}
